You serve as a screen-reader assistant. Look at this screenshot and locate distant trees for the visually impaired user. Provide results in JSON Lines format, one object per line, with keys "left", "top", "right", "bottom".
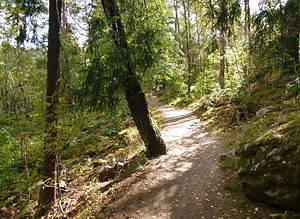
{"left": 282, "top": 0, "right": 299, "bottom": 73}
{"left": 0, "top": 0, "right": 45, "bottom": 115}
{"left": 252, "top": 0, "right": 299, "bottom": 81}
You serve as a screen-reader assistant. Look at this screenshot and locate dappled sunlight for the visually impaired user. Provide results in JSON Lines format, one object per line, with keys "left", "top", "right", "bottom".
{"left": 101, "top": 98, "right": 282, "bottom": 219}
{"left": 138, "top": 99, "right": 222, "bottom": 186}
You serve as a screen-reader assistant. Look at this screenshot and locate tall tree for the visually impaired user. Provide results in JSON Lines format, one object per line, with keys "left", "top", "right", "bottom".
{"left": 174, "top": 0, "right": 181, "bottom": 49}
{"left": 244, "top": 0, "right": 250, "bottom": 43}
{"left": 207, "top": 0, "right": 240, "bottom": 89}
{"left": 182, "top": 0, "right": 193, "bottom": 93}
{"left": 100, "top": 0, "right": 167, "bottom": 158}
{"left": 243, "top": 0, "right": 251, "bottom": 89}
{"left": 38, "top": 0, "right": 62, "bottom": 215}
{"left": 219, "top": 25, "right": 226, "bottom": 89}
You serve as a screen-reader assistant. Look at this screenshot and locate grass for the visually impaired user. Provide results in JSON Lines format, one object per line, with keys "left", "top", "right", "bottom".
{"left": 0, "top": 106, "right": 148, "bottom": 217}
{"left": 223, "top": 174, "right": 242, "bottom": 192}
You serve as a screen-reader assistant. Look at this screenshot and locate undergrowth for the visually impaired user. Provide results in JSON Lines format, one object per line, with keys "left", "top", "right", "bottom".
{"left": 0, "top": 103, "right": 162, "bottom": 217}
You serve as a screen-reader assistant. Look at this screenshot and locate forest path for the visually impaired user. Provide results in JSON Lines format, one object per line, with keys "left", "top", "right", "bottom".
{"left": 102, "top": 98, "right": 279, "bottom": 219}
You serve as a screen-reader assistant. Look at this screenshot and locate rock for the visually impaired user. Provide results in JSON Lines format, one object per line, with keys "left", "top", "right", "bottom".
{"left": 270, "top": 213, "right": 287, "bottom": 219}
{"left": 219, "top": 154, "right": 232, "bottom": 162}
{"left": 270, "top": 211, "right": 300, "bottom": 219}
{"left": 286, "top": 77, "right": 300, "bottom": 90}
{"left": 256, "top": 107, "right": 270, "bottom": 117}
{"left": 235, "top": 113, "right": 300, "bottom": 210}
{"left": 58, "top": 180, "right": 68, "bottom": 193}
{"left": 96, "top": 162, "right": 124, "bottom": 182}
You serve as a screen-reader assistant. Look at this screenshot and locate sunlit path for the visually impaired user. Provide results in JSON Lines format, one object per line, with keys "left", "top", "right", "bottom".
{"left": 102, "top": 98, "right": 279, "bottom": 219}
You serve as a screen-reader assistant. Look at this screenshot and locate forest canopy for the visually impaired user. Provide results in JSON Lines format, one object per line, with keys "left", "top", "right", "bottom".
{"left": 0, "top": 0, "right": 299, "bottom": 217}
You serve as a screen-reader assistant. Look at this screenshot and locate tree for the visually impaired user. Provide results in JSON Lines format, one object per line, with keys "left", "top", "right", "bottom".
{"left": 219, "top": 22, "right": 226, "bottom": 89}
{"left": 182, "top": 0, "right": 193, "bottom": 93}
{"left": 38, "top": 0, "right": 62, "bottom": 215}
{"left": 244, "top": 0, "right": 250, "bottom": 44}
{"left": 252, "top": 0, "right": 299, "bottom": 80}
{"left": 206, "top": 0, "right": 240, "bottom": 89}
{"left": 100, "top": 0, "right": 167, "bottom": 158}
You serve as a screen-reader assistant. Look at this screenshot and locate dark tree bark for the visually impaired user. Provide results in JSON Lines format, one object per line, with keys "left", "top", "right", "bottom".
{"left": 219, "top": 28, "right": 226, "bottom": 89}
{"left": 218, "top": 0, "right": 226, "bottom": 90}
{"left": 101, "top": 0, "right": 167, "bottom": 158}
{"left": 38, "top": 0, "right": 62, "bottom": 215}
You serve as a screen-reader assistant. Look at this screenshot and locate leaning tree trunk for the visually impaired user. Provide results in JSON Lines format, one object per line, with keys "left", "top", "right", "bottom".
{"left": 38, "top": 0, "right": 62, "bottom": 215}
{"left": 101, "top": 0, "right": 167, "bottom": 158}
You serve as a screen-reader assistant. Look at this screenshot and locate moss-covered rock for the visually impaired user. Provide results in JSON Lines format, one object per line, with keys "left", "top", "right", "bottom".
{"left": 235, "top": 112, "right": 300, "bottom": 210}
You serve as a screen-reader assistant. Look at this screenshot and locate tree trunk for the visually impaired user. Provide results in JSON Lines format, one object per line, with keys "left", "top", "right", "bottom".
{"left": 174, "top": 0, "right": 181, "bottom": 50}
{"left": 183, "top": 0, "right": 193, "bottom": 93}
{"left": 38, "top": 0, "right": 62, "bottom": 215}
{"left": 61, "top": 0, "right": 72, "bottom": 103}
{"left": 101, "top": 0, "right": 166, "bottom": 158}
{"left": 244, "top": 0, "right": 250, "bottom": 44}
{"left": 219, "top": 28, "right": 225, "bottom": 89}
{"left": 243, "top": 0, "right": 251, "bottom": 92}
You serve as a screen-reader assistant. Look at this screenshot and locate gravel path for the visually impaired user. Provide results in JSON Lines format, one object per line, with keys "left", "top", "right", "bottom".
{"left": 102, "top": 98, "right": 280, "bottom": 219}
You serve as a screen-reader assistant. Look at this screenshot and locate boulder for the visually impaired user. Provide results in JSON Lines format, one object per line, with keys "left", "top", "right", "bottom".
{"left": 256, "top": 107, "right": 270, "bottom": 118}
{"left": 235, "top": 113, "right": 300, "bottom": 210}
{"left": 96, "top": 162, "right": 124, "bottom": 182}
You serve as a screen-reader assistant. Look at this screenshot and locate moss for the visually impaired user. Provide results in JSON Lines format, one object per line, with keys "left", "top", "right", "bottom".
{"left": 219, "top": 156, "right": 237, "bottom": 170}
{"left": 248, "top": 177, "right": 274, "bottom": 190}
{"left": 235, "top": 111, "right": 300, "bottom": 210}
{"left": 223, "top": 174, "right": 242, "bottom": 192}
{"left": 122, "top": 157, "right": 148, "bottom": 176}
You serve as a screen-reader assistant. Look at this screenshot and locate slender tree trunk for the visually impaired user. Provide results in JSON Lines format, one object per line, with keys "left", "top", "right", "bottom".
{"left": 183, "top": 0, "right": 193, "bottom": 93}
{"left": 244, "top": 0, "right": 250, "bottom": 44}
{"left": 243, "top": 0, "right": 251, "bottom": 91}
{"left": 101, "top": 0, "right": 166, "bottom": 158}
{"left": 38, "top": 0, "right": 62, "bottom": 215}
{"left": 219, "top": 28, "right": 225, "bottom": 89}
{"left": 174, "top": 0, "right": 181, "bottom": 49}
{"left": 61, "top": 0, "right": 72, "bottom": 101}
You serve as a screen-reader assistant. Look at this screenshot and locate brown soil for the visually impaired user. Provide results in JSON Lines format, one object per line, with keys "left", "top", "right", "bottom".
{"left": 101, "top": 98, "right": 282, "bottom": 219}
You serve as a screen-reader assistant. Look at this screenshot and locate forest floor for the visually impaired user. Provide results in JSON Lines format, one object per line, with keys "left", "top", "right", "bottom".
{"left": 100, "top": 98, "right": 282, "bottom": 219}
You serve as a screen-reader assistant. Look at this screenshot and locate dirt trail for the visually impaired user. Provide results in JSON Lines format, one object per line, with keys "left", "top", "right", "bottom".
{"left": 103, "top": 98, "right": 280, "bottom": 219}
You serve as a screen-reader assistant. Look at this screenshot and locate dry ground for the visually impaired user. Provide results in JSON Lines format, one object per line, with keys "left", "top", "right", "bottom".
{"left": 101, "top": 98, "right": 282, "bottom": 219}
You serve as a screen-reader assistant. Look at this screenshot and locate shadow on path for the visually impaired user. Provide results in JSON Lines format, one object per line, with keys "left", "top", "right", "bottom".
{"left": 101, "top": 98, "right": 282, "bottom": 219}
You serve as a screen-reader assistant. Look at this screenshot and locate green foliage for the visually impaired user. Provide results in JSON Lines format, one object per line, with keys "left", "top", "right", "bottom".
{"left": 219, "top": 154, "right": 238, "bottom": 173}
{"left": 251, "top": 0, "right": 299, "bottom": 80}
{"left": 223, "top": 174, "right": 241, "bottom": 192}
{"left": 82, "top": 0, "right": 180, "bottom": 112}
{"left": 214, "top": 0, "right": 241, "bottom": 34}
{"left": 59, "top": 109, "right": 130, "bottom": 160}
{"left": 0, "top": 104, "right": 138, "bottom": 216}
{"left": 0, "top": 115, "right": 44, "bottom": 212}
{"left": 0, "top": 0, "right": 46, "bottom": 44}
{"left": 0, "top": 42, "right": 46, "bottom": 115}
